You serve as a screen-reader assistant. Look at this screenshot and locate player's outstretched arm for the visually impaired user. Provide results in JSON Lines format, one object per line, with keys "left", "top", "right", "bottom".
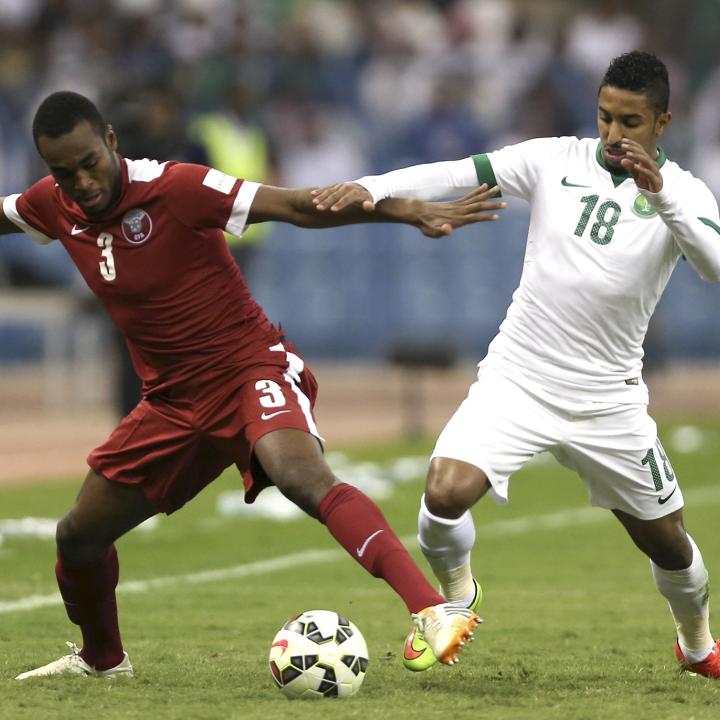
{"left": 247, "top": 185, "right": 505, "bottom": 238}
{"left": 0, "top": 198, "right": 22, "bottom": 235}
{"left": 312, "top": 157, "right": 482, "bottom": 212}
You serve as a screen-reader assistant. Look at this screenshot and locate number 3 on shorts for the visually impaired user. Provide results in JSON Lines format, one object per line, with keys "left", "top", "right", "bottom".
{"left": 255, "top": 379, "right": 286, "bottom": 408}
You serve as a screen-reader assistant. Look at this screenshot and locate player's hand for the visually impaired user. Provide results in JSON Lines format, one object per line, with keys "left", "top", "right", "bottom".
{"left": 312, "top": 183, "right": 375, "bottom": 212}
{"left": 414, "top": 185, "right": 505, "bottom": 238}
{"left": 620, "top": 139, "right": 663, "bottom": 193}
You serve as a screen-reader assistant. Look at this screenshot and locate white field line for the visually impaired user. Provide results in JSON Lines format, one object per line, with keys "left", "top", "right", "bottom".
{"left": 2, "top": 484, "right": 719, "bottom": 616}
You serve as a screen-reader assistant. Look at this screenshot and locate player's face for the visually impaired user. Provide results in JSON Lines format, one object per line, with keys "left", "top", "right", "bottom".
{"left": 37, "top": 120, "right": 121, "bottom": 216}
{"left": 597, "top": 85, "right": 670, "bottom": 170}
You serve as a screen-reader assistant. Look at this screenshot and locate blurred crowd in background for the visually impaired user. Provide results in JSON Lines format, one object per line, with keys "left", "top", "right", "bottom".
{"left": 2, "top": 0, "right": 720, "bottom": 195}
{"left": 2, "top": 0, "right": 720, "bottom": 285}
{"left": 0, "top": 1, "right": 718, "bottom": 283}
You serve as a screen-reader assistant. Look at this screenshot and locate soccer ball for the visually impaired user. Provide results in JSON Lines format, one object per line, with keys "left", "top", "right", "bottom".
{"left": 268, "top": 609, "right": 369, "bottom": 699}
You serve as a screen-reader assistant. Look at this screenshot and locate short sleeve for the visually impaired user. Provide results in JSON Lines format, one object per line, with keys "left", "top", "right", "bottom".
{"left": 163, "top": 163, "right": 260, "bottom": 237}
{"left": 473, "top": 137, "right": 573, "bottom": 201}
{"left": 3, "top": 177, "right": 59, "bottom": 244}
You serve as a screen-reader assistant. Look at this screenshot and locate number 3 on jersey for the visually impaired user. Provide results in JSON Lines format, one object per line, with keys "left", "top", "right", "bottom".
{"left": 97, "top": 231, "right": 116, "bottom": 281}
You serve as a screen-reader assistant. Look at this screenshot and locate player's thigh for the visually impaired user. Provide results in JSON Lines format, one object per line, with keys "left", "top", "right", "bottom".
{"left": 209, "top": 356, "right": 328, "bottom": 507}
{"left": 89, "top": 396, "right": 229, "bottom": 515}
{"left": 253, "top": 428, "right": 328, "bottom": 483}
{"left": 556, "top": 404, "right": 682, "bottom": 521}
{"left": 253, "top": 428, "right": 334, "bottom": 516}
{"left": 431, "top": 368, "right": 563, "bottom": 506}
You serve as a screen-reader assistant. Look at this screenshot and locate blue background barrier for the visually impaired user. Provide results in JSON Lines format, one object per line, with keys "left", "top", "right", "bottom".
{"left": 249, "top": 207, "right": 720, "bottom": 362}
{"left": 2, "top": 206, "right": 720, "bottom": 365}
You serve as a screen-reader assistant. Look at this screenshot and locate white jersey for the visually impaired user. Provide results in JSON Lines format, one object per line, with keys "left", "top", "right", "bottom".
{"left": 358, "top": 137, "right": 720, "bottom": 403}
{"left": 476, "top": 137, "right": 720, "bottom": 401}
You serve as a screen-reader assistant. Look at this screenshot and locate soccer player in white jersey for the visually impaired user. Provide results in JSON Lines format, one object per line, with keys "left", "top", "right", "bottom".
{"left": 313, "top": 51, "right": 720, "bottom": 677}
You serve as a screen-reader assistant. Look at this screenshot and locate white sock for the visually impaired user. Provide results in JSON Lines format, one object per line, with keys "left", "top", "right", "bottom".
{"left": 417, "top": 494, "right": 476, "bottom": 601}
{"left": 651, "top": 534, "right": 714, "bottom": 663}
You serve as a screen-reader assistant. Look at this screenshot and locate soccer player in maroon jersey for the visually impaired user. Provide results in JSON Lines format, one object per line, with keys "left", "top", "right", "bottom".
{"left": 1, "top": 91, "right": 504, "bottom": 679}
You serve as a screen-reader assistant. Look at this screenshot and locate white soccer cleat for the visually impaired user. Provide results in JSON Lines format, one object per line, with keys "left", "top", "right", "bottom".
{"left": 15, "top": 642, "right": 133, "bottom": 680}
{"left": 411, "top": 603, "right": 480, "bottom": 666}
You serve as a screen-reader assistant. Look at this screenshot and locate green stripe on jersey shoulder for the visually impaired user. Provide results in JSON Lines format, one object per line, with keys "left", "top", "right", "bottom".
{"left": 471, "top": 154, "right": 500, "bottom": 196}
{"left": 699, "top": 217, "right": 720, "bottom": 234}
{"left": 698, "top": 216, "right": 720, "bottom": 235}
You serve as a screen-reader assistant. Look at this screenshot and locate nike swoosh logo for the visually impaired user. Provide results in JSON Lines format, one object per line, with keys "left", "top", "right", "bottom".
{"left": 270, "top": 639, "right": 289, "bottom": 654}
{"left": 356, "top": 529, "right": 384, "bottom": 558}
{"left": 71, "top": 224, "right": 90, "bottom": 235}
{"left": 561, "top": 177, "right": 591, "bottom": 188}
{"left": 260, "top": 409, "right": 291, "bottom": 420}
{"left": 403, "top": 628, "right": 426, "bottom": 661}
{"left": 658, "top": 486, "right": 677, "bottom": 505}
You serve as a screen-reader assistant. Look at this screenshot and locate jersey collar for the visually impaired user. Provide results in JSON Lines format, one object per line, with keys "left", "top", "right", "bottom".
{"left": 595, "top": 142, "right": 667, "bottom": 188}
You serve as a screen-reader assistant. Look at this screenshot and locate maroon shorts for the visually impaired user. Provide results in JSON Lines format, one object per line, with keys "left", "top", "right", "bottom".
{"left": 87, "top": 341, "right": 319, "bottom": 514}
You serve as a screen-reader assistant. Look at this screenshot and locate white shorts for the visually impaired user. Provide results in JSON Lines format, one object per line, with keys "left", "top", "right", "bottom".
{"left": 432, "top": 366, "right": 683, "bottom": 520}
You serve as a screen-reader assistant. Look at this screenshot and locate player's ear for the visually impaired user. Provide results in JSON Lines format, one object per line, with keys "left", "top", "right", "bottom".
{"left": 105, "top": 124, "right": 118, "bottom": 151}
{"left": 655, "top": 111, "right": 671, "bottom": 138}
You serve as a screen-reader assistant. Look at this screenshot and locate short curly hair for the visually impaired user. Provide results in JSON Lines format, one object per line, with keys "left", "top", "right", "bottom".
{"left": 32, "top": 91, "right": 108, "bottom": 146}
{"left": 600, "top": 51, "right": 670, "bottom": 114}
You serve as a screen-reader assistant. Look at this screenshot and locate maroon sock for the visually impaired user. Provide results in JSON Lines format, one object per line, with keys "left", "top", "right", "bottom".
{"left": 317, "top": 483, "right": 444, "bottom": 613}
{"left": 55, "top": 545, "right": 124, "bottom": 671}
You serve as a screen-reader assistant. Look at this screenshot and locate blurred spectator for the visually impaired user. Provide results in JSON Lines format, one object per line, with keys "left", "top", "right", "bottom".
{"left": 563, "top": 0, "right": 645, "bottom": 80}
{"left": 0, "top": 0, "right": 714, "bottom": 279}
{"left": 444, "top": 0, "right": 523, "bottom": 130}
{"left": 107, "top": 84, "right": 208, "bottom": 165}
{"left": 0, "top": 0, "right": 711, "bottom": 285}
{"left": 1, "top": 0, "right": 707, "bottom": 187}
{"left": 0, "top": 0, "right": 43, "bottom": 28}
{"left": 401, "top": 71, "right": 490, "bottom": 163}
{"left": 2, "top": 0, "right": 719, "bottom": 392}
{"left": 190, "top": 82, "right": 276, "bottom": 277}
{"left": 495, "top": 74, "right": 578, "bottom": 148}
{"left": 689, "top": 65, "right": 720, "bottom": 200}
{"left": 111, "top": 13, "right": 174, "bottom": 86}
{"left": 270, "top": 0, "right": 366, "bottom": 108}
{"left": 163, "top": 0, "right": 236, "bottom": 64}
{"left": 358, "top": 2, "right": 447, "bottom": 133}
{"left": 273, "top": 102, "right": 369, "bottom": 188}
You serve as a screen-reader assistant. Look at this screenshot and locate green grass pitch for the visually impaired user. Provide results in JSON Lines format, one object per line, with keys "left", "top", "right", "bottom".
{"left": 2, "top": 424, "right": 720, "bottom": 719}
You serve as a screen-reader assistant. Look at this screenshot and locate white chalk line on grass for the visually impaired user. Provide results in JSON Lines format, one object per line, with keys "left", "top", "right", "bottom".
{"left": 2, "top": 484, "right": 719, "bottom": 615}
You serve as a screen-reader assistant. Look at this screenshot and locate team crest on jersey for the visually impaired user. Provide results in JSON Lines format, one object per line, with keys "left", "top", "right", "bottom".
{"left": 121, "top": 208, "right": 153, "bottom": 244}
{"left": 632, "top": 194, "right": 657, "bottom": 218}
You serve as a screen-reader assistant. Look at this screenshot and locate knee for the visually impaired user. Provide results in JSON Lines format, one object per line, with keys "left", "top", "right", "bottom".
{"left": 425, "top": 467, "right": 459, "bottom": 517}
{"left": 56, "top": 512, "right": 104, "bottom": 565}
{"left": 425, "top": 459, "right": 489, "bottom": 519}
{"left": 640, "top": 520, "right": 693, "bottom": 570}
{"left": 649, "top": 534, "right": 693, "bottom": 570}
{"left": 56, "top": 513, "right": 79, "bottom": 554}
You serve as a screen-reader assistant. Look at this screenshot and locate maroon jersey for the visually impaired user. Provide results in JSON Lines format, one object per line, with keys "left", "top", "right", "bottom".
{"left": 5, "top": 159, "right": 281, "bottom": 393}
